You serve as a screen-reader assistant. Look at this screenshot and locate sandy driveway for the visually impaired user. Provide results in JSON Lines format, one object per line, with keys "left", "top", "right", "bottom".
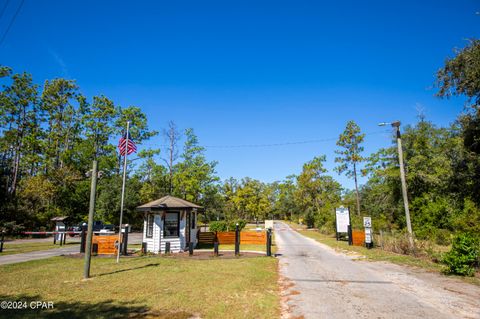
{"left": 275, "top": 222, "right": 480, "bottom": 319}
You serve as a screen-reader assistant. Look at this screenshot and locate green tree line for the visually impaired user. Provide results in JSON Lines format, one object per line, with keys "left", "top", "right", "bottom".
{"left": 1, "top": 40, "right": 480, "bottom": 245}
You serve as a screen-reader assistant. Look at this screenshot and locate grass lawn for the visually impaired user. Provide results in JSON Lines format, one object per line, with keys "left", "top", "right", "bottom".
{"left": 0, "top": 255, "right": 279, "bottom": 319}
{"left": 0, "top": 242, "right": 79, "bottom": 256}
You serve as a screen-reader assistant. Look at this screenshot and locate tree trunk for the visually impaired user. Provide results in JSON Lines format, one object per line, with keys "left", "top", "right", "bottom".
{"left": 353, "top": 162, "right": 361, "bottom": 216}
{"left": 10, "top": 105, "right": 27, "bottom": 196}
{"left": 169, "top": 139, "right": 174, "bottom": 194}
{"left": 10, "top": 144, "right": 21, "bottom": 195}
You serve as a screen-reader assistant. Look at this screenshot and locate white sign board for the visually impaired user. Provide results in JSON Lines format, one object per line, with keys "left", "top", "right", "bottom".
{"left": 365, "top": 227, "right": 372, "bottom": 244}
{"left": 265, "top": 220, "right": 274, "bottom": 229}
{"left": 363, "top": 217, "right": 372, "bottom": 228}
{"left": 335, "top": 207, "right": 350, "bottom": 233}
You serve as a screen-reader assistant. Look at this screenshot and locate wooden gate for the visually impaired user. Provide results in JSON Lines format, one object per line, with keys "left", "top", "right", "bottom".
{"left": 199, "top": 231, "right": 266, "bottom": 245}
{"left": 92, "top": 235, "right": 121, "bottom": 255}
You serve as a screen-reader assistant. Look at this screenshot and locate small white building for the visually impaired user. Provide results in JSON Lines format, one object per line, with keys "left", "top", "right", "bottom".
{"left": 136, "top": 195, "right": 203, "bottom": 253}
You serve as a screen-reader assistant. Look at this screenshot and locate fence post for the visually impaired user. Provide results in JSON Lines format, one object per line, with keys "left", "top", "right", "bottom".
{"left": 0, "top": 231, "right": 4, "bottom": 253}
{"left": 59, "top": 233, "right": 63, "bottom": 246}
{"left": 165, "top": 242, "right": 171, "bottom": 254}
{"left": 189, "top": 243, "right": 193, "bottom": 256}
{"left": 53, "top": 232, "right": 56, "bottom": 245}
{"left": 214, "top": 241, "right": 219, "bottom": 257}
{"left": 122, "top": 228, "right": 129, "bottom": 256}
{"left": 80, "top": 229, "right": 86, "bottom": 253}
{"left": 63, "top": 231, "right": 67, "bottom": 245}
{"left": 266, "top": 228, "right": 272, "bottom": 257}
{"left": 235, "top": 223, "right": 240, "bottom": 256}
{"left": 379, "top": 230, "right": 384, "bottom": 250}
{"left": 348, "top": 225, "right": 353, "bottom": 246}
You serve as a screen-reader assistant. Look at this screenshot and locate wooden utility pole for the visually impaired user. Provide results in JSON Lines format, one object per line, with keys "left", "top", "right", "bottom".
{"left": 83, "top": 160, "right": 98, "bottom": 279}
{"left": 393, "top": 122, "right": 414, "bottom": 251}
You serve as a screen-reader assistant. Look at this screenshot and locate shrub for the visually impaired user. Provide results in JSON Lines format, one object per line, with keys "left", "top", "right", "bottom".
{"left": 1, "top": 221, "right": 25, "bottom": 236}
{"left": 230, "top": 219, "right": 246, "bottom": 231}
{"left": 374, "top": 230, "right": 414, "bottom": 255}
{"left": 209, "top": 219, "right": 246, "bottom": 232}
{"left": 209, "top": 221, "right": 227, "bottom": 232}
{"left": 435, "top": 229, "right": 452, "bottom": 246}
{"left": 304, "top": 209, "right": 316, "bottom": 228}
{"left": 442, "top": 233, "right": 479, "bottom": 276}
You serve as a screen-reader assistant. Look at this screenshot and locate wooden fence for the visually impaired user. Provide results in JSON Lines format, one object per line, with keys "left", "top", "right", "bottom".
{"left": 92, "top": 235, "right": 121, "bottom": 255}
{"left": 351, "top": 230, "right": 365, "bottom": 246}
{"left": 198, "top": 231, "right": 215, "bottom": 244}
{"left": 199, "top": 231, "right": 266, "bottom": 245}
{"left": 240, "top": 232, "right": 267, "bottom": 244}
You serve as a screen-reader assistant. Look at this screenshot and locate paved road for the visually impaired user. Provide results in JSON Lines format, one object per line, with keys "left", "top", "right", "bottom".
{"left": 0, "top": 233, "right": 143, "bottom": 265}
{"left": 0, "top": 245, "right": 79, "bottom": 265}
{"left": 275, "top": 222, "right": 480, "bottom": 319}
{"left": 2, "top": 232, "right": 143, "bottom": 245}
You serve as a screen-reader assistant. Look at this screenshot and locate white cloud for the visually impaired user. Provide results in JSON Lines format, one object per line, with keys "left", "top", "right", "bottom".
{"left": 48, "top": 48, "right": 70, "bottom": 78}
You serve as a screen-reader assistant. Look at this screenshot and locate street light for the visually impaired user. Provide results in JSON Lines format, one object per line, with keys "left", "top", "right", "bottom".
{"left": 378, "top": 120, "right": 414, "bottom": 251}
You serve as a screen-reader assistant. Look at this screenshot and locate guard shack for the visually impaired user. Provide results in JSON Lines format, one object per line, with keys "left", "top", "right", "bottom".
{"left": 137, "top": 195, "right": 203, "bottom": 253}
{"left": 51, "top": 216, "right": 68, "bottom": 242}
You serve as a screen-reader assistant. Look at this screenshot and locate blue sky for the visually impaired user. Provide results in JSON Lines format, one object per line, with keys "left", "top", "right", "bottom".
{"left": 1, "top": 0, "right": 479, "bottom": 189}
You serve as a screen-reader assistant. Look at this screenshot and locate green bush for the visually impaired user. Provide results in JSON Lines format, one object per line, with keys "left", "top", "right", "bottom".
{"left": 209, "top": 219, "right": 246, "bottom": 232}
{"left": 231, "top": 219, "right": 247, "bottom": 231}
{"left": 304, "top": 210, "right": 316, "bottom": 228}
{"left": 1, "top": 221, "right": 25, "bottom": 236}
{"left": 442, "top": 233, "right": 479, "bottom": 276}
{"left": 209, "top": 221, "right": 227, "bottom": 232}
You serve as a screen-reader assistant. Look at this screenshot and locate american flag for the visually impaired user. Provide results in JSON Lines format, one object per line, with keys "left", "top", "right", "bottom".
{"left": 118, "top": 132, "right": 137, "bottom": 156}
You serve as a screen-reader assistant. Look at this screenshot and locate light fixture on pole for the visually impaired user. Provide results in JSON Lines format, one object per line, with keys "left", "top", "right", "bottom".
{"left": 378, "top": 120, "right": 414, "bottom": 251}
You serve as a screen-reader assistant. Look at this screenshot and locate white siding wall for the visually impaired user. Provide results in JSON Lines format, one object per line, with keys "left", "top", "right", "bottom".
{"left": 152, "top": 214, "right": 162, "bottom": 252}
{"left": 141, "top": 211, "right": 183, "bottom": 253}
{"left": 179, "top": 211, "right": 186, "bottom": 250}
{"left": 142, "top": 210, "right": 197, "bottom": 253}
{"left": 143, "top": 216, "right": 154, "bottom": 252}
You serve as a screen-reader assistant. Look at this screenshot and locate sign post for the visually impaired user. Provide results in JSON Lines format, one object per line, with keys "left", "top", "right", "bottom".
{"left": 363, "top": 217, "right": 373, "bottom": 249}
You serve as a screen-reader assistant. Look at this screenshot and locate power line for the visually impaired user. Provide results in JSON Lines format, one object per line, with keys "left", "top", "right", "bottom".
{"left": 0, "top": 0, "right": 24, "bottom": 47}
{"left": 138, "top": 130, "right": 391, "bottom": 149}
{"left": 0, "top": 0, "right": 11, "bottom": 22}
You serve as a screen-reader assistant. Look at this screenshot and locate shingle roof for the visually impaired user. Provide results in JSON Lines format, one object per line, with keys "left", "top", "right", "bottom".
{"left": 136, "top": 195, "right": 203, "bottom": 211}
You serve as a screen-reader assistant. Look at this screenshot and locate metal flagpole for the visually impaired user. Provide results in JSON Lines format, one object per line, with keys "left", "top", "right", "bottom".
{"left": 116, "top": 121, "right": 130, "bottom": 263}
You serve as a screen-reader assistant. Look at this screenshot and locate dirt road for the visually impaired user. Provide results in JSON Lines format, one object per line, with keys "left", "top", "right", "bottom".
{"left": 275, "top": 222, "right": 480, "bottom": 319}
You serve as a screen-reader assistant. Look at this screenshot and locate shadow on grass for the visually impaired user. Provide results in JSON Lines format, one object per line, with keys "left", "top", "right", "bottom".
{"left": 0, "top": 294, "right": 193, "bottom": 319}
{"left": 94, "top": 263, "right": 160, "bottom": 278}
